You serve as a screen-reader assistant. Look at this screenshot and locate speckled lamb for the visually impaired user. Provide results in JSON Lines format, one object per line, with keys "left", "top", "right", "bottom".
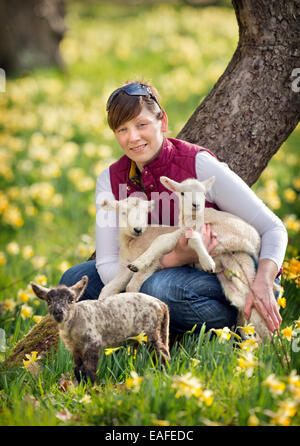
{"left": 31, "top": 276, "right": 170, "bottom": 383}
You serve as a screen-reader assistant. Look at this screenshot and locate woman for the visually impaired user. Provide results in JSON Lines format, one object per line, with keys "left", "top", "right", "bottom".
{"left": 60, "top": 81, "right": 287, "bottom": 335}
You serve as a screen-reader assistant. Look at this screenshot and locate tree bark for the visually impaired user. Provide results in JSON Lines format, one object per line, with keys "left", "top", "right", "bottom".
{"left": 0, "top": 0, "right": 66, "bottom": 74}
{"left": 177, "top": 0, "right": 300, "bottom": 186}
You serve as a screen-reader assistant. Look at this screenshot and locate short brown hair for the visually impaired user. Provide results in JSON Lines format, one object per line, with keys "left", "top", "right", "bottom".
{"left": 107, "top": 81, "right": 163, "bottom": 131}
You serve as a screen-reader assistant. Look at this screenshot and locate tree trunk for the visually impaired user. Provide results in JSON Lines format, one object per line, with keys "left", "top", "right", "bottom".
{"left": 177, "top": 0, "right": 300, "bottom": 186}
{"left": 0, "top": 0, "right": 66, "bottom": 74}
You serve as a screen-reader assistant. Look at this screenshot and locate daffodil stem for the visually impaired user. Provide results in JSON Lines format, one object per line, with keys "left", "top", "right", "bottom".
{"left": 276, "top": 330, "right": 291, "bottom": 372}
{"left": 270, "top": 335, "right": 288, "bottom": 373}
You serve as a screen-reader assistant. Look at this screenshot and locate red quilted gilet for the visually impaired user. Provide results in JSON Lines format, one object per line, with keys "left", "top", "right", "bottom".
{"left": 109, "top": 137, "right": 218, "bottom": 225}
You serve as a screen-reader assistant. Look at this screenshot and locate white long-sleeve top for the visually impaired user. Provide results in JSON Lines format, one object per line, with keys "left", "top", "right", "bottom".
{"left": 95, "top": 151, "right": 288, "bottom": 285}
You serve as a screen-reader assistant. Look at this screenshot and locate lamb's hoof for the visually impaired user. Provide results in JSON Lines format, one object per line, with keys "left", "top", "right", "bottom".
{"left": 128, "top": 264, "right": 139, "bottom": 272}
{"left": 203, "top": 260, "right": 216, "bottom": 274}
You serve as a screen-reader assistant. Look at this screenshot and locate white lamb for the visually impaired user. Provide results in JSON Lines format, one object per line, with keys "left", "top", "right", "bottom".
{"left": 130, "top": 176, "right": 278, "bottom": 341}
{"left": 99, "top": 177, "right": 215, "bottom": 300}
{"left": 99, "top": 176, "right": 277, "bottom": 341}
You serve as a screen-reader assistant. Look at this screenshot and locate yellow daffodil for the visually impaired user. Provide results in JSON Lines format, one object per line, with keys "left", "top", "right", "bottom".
{"left": 171, "top": 373, "right": 213, "bottom": 405}
{"left": 125, "top": 371, "right": 143, "bottom": 392}
{"left": 33, "top": 315, "right": 43, "bottom": 324}
{"left": 0, "top": 191, "right": 9, "bottom": 214}
{"left": 283, "top": 188, "right": 296, "bottom": 203}
{"left": 236, "top": 351, "right": 258, "bottom": 378}
{"left": 266, "top": 400, "right": 298, "bottom": 426}
{"left": 29, "top": 182, "right": 55, "bottom": 205}
{"left": 127, "top": 331, "right": 148, "bottom": 344}
{"left": 211, "top": 326, "right": 240, "bottom": 343}
{"left": 294, "top": 318, "right": 300, "bottom": 329}
{"left": 17, "top": 290, "right": 30, "bottom": 303}
{"left": 80, "top": 395, "right": 92, "bottom": 404}
{"left": 263, "top": 374, "right": 286, "bottom": 396}
{"left": 283, "top": 215, "right": 300, "bottom": 232}
{"left": 4, "top": 298, "right": 17, "bottom": 312}
{"left": 20, "top": 304, "right": 33, "bottom": 320}
{"left": 286, "top": 370, "right": 300, "bottom": 392}
{"left": 238, "top": 338, "right": 259, "bottom": 352}
{"left": 210, "top": 327, "right": 231, "bottom": 342}
{"left": 22, "top": 245, "right": 34, "bottom": 259}
{"left": 104, "top": 346, "right": 123, "bottom": 356}
{"left": 278, "top": 297, "right": 287, "bottom": 309}
{"left": 6, "top": 241, "right": 20, "bottom": 255}
{"left": 283, "top": 259, "right": 300, "bottom": 287}
{"left": 30, "top": 256, "right": 47, "bottom": 269}
{"left": 281, "top": 326, "right": 293, "bottom": 341}
{"left": 270, "top": 411, "right": 291, "bottom": 426}
{"left": 293, "top": 178, "right": 300, "bottom": 189}
{"left": 201, "top": 389, "right": 214, "bottom": 406}
{"left": 57, "top": 261, "right": 71, "bottom": 273}
{"left": 172, "top": 373, "right": 203, "bottom": 399}
{"left": 278, "top": 400, "right": 298, "bottom": 418}
{"left": 238, "top": 323, "right": 256, "bottom": 336}
{"left": 2, "top": 205, "right": 24, "bottom": 227}
{"left": 23, "top": 351, "right": 41, "bottom": 369}
{"left": 34, "top": 275, "right": 47, "bottom": 286}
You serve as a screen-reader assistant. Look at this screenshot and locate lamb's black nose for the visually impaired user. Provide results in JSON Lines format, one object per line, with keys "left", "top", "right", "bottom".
{"left": 53, "top": 310, "right": 63, "bottom": 322}
{"left": 134, "top": 227, "right": 142, "bottom": 235}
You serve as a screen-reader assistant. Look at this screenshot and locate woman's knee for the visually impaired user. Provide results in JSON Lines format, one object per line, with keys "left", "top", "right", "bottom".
{"left": 59, "top": 263, "right": 85, "bottom": 287}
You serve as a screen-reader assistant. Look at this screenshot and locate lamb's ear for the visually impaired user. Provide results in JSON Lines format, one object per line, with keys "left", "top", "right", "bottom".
{"left": 160, "top": 176, "right": 180, "bottom": 192}
{"left": 70, "top": 275, "right": 89, "bottom": 302}
{"left": 31, "top": 282, "right": 49, "bottom": 301}
{"left": 101, "top": 200, "right": 118, "bottom": 211}
{"left": 202, "top": 176, "right": 215, "bottom": 192}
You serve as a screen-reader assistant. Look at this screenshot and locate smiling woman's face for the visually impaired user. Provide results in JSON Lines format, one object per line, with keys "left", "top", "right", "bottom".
{"left": 114, "top": 105, "right": 168, "bottom": 172}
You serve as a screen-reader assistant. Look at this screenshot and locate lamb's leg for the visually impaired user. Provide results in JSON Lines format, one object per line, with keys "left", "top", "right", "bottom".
{"left": 128, "top": 229, "right": 182, "bottom": 272}
{"left": 148, "top": 330, "right": 170, "bottom": 364}
{"left": 99, "top": 267, "right": 133, "bottom": 299}
{"left": 217, "top": 253, "right": 271, "bottom": 342}
{"left": 73, "top": 350, "right": 83, "bottom": 383}
{"left": 153, "top": 337, "right": 171, "bottom": 363}
{"left": 160, "top": 305, "right": 170, "bottom": 361}
{"left": 80, "top": 343, "right": 101, "bottom": 384}
{"left": 215, "top": 253, "right": 253, "bottom": 308}
{"left": 126, "top": 262, "right": 159, "bottom": 292}
{"left": 188, "top": 230, "right": 215, "bottom": 273}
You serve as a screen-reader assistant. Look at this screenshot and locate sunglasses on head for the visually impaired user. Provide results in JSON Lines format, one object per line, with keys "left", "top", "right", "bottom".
{"left": 106, "top": 83, "right": 161, "bottom": 111}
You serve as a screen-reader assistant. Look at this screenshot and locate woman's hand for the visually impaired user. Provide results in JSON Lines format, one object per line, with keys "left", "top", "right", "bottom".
{"left": 244, "top": 259, "right": 281, "bottom": 333}
{"left": 160, "top": 224, "right": 217, "bottom": 268}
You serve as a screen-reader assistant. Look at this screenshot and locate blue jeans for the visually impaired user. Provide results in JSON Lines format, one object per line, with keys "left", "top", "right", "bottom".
{"left": 59, "top": 260, "right": 238, "bottom": 334}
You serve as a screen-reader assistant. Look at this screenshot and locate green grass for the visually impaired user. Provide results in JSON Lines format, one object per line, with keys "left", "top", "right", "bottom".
{"left": 0, "top": 1, "right": 299, "bottom": 426}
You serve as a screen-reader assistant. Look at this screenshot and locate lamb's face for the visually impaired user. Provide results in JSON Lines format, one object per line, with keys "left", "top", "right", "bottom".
{"left": 31, "top": 276, "right": 88, "bottom": 324}
{"left": 179, "top": 181, "right": 206, "bottom": 226}
{"left": 46, "top": 287, "right": 76, "bottom": 323}
{"left": 118, "top": 197, "right": 154, "bottom": 237}
{"left": 160, "top": 176, "right": 215, "bottom": 229}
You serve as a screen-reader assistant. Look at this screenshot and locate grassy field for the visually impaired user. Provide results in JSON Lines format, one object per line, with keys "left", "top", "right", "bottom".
{"left": 0, "top": 2, "right": 299, "bottom": 427}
